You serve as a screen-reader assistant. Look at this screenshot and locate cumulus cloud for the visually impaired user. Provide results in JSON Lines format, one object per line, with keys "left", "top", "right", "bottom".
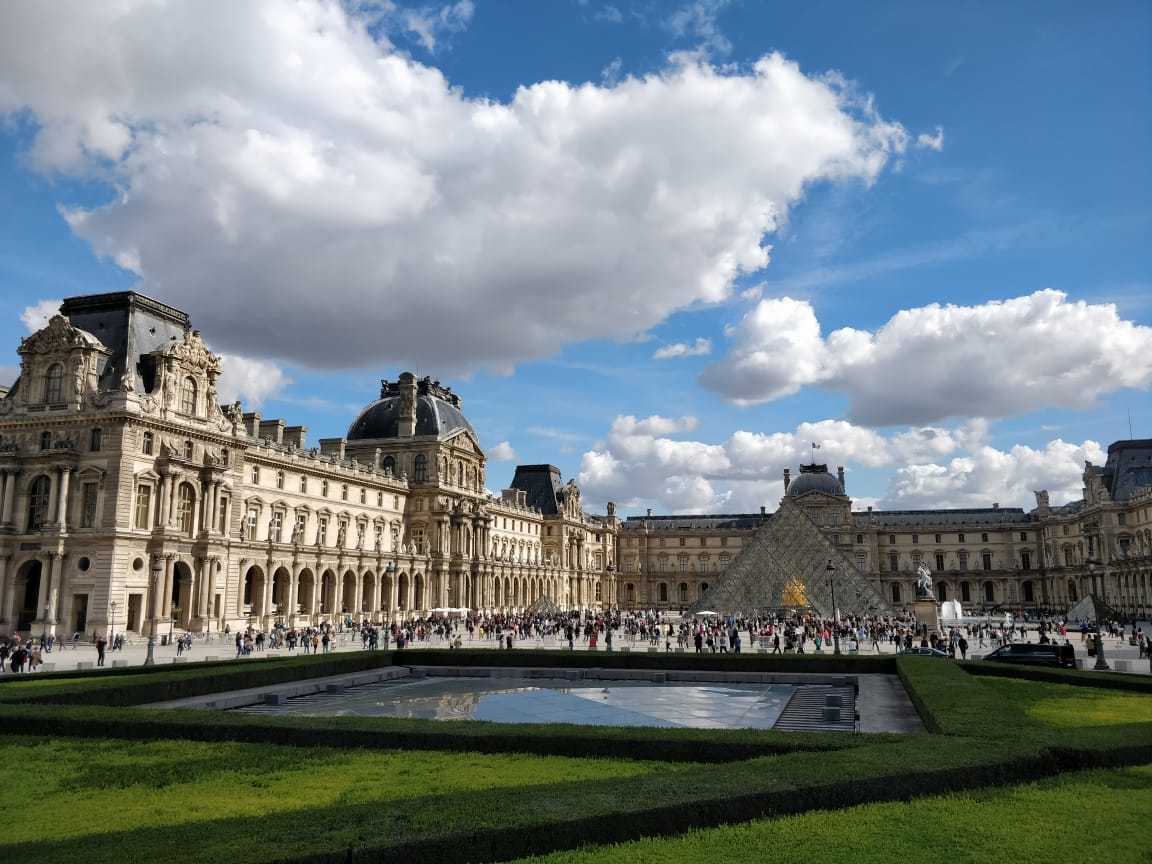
{"left": 488, "top": 440, "right": 518, "bottom": 461}
{"left": 653, "top": 337, "right": 712, "bottom": 359}
{"left": 216, "top": 354, "right": 290, "bottom": 407}
{"left": 577, "top": 411, "right": 1098, "bottom": 515}
{"left": 0, "top": 1, "right": 907, "bottom": 373}
{"left": 702, "top": 290, "right": 1152, "bottom": 425}
{"left": 915, "top": 125, "right": 944, "bottom": 151}
{"left": 398, "top": 0, "right": 474, "bottom": 52}
{"left": 20, "top": 298, "right": 62, "bottom": 332}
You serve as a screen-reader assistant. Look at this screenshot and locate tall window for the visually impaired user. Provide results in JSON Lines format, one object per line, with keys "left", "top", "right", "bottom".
{"left": 218, "top": 496, "right": 229, "bottom": 533}
{"left": 934, "top": 553, "right": 945, "bottom": 571}
{"left": 888, "top": 552, "right": 899, "bottom": 572}
{"left": 44, "top": 363, "right": 63, "bottom": 403}
{"left": 183, "top": 440, "right": 193, "bottom": 460}
{"left": 983, "top": 581, "right": 995, "bottom": 602}
{"left": 245, "top": 507, "right": 258, "bottom": 540}
{"left": 1021, "top": 551, "right": 1032, "bottom": 570}
{"left": 220, "top": 448, "right": 229, "bottom": 467}
{"left": 250, "top": 465, "right": 260, "bottom": 484}
{"left": 270, "top": 510, "right": 283, "bottom": 543}
{"left": 176, "top": 484, "right": 196, "bottom": 536}
{"left": 80, "top": 482, "right": 99, "bottom": 528}
{"left": 299, "top": 476, "right": 308, "bottom": 494}
{"left": 142, "top": 431, "right": 154, "bottom": 455}
{"left": 414, "top": 454, "right": 427, "bottom": 482}
{"left": 981, "top": 552, "right": 993, "bottom": 571}
{"left": 961, "top": 581, "right": 971, "bottom": 603}
{"left": 658, "top": 582, "right": 668, "bottom": 602}
{"left": 958, "top": 551, "right": 968, "bottom": 571}
{"left": 382, "top": 455, "right": 395, "bottom": 475}
{"left": 90, "top": 428, "right": 102, "bottom": 452}
{"left": 958, "top": 533, "right": 966, "bottom": 543}
{"left": 359, "top": 488, "right": 366, "bottom": 504}
{"left": 39, "top": 431, "right": 51, "bottom": 451}
{"left": 27, "top": 475, "right": 51, "bottom": 531}
{"left": 294, "top": 513, "right": 306, "bottom": 542}
{"left": 276, "top": 470, "right": 285, "bottom": 490}
{"left": 135, "top": 484, "right": 152, "bottom": 529}
{"left": 890, "top": 583, "right": 901, "bottom": 603}
{"left": 180, "top": 376, "right": 197, "bottom": 415}
{"left": 321, "top": 480, "right": 329, "bottom": 497}
{"left": 341, "top": 484, "right": 348, "bottom": 501}
{"left": 317, "top": 516, "right": 328, "bottom": 546}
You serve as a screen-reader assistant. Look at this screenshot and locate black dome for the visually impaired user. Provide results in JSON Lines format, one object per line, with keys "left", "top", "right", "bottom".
{"left": 347, "top": 393, "right": 475, "bottom": 441}
{"left": 787, "top": 466, "right": 844, "bottom": 497}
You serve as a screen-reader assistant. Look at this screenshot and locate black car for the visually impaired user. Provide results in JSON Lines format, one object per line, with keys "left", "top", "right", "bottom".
{"left": 982, "top": 642, "right": 1076, "bottom": 668}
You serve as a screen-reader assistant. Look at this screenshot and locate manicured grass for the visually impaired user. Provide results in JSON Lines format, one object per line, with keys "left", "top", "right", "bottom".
{"left": 0, "top": 735, "right": 677, "bottom": 847}
{"left": 979, "top": 676, "right": 1152, "bottom": 728}
{"left": 512, "top": 764, "right": 1152, "bottom": 863}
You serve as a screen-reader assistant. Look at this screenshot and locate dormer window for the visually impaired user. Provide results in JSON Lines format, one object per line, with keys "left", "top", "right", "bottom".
{"left": 180, "top": 376, "right": 197, "bottom": 416}
{"left": 44, "top": 363, "right": 63, "bottom": 404}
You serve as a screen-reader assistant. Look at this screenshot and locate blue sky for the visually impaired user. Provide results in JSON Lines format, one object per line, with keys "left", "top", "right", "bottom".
{"left": 0, "top": 0, "right": 1149, "bottom": 515}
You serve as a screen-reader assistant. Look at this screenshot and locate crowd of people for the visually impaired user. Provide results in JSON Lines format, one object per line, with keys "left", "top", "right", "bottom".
{"left": 0, "top": 606, "right": 1145, "bottom": 673}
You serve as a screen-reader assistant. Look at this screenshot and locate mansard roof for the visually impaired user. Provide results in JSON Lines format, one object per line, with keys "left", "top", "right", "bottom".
{"left": 508, "top": 464, "right": 564, "bottom": 515}
{"left": 622, "top": 513, "right": 768, "bottom": 531}
{"left": 1101, "top": 439, "right": 1152, "bottom": 502}
{"left": 853, "top": 507, "right": 1034, "bottom": 527}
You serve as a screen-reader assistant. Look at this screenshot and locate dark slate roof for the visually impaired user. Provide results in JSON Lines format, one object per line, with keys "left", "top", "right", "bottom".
{"left": 853, "top": 507, "right": 1034, "bottom": 527}
{"left": 509, "top": 465, "right": 564, "bottom": 515}
{"left": 786, "top": 463, "right": 845, "bottom": 498}
{"left": 622, "top": 513, "right": 768, "bottom": 531}
{"left": 1101, "top": 439, "right": 1152, "bottom": 502}
{"left": 347, "top": 393, "right": 475, "bottom": 441}
{"left": 1051, "top": 500, "right": 1086, "bottom": 516}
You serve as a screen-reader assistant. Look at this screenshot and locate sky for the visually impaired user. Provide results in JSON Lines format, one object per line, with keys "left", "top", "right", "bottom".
{"left": 0, "top": 0, "right": 1149, "bottom": 517}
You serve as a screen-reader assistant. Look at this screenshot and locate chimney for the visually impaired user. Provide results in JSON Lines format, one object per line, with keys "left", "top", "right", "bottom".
{"left": 242, "top": 411, "right": 261, "bottom": 438}
{"left": 319, "top": 437, "right": 346, "bottom": 460}
{"left": 783, "top": 468, "right": 791, "bottom": 493}
{"left": 397, "top": 371, "right": 417, "bottom": 438}
{"left": 760, "top": 505, "right": 766, "bottom": 515}
{"left": 607, "top": 502, "right": 616, "bottom": 517}
{"left": 283, "top": 425, "right": 307, "bottom": 449}
{"left": 993, "top": 502, "right": 999, "bottom": 510}
{"left": 837, "top": 466, "right": 845, "bottom": 491}
{"left": 646, "top": 508, "right": 652, "bottom": 517}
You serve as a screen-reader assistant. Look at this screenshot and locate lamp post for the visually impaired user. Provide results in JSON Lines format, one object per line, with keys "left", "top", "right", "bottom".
{"left": 109, "top": 600, "right": 118, "bottom": 645}
{"left": 825, "top": 560, "right": 841, "bottom": 655}
{"left": 1086, "top": 559, "right": 1109, "bottom": 671}
{"left": 145, "top": 558, "right": 161, "bottom": 665}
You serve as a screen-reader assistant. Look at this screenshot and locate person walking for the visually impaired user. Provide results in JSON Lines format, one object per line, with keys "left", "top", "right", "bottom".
{"left": 96, "top": 635, "right": 107, "bottom": 667}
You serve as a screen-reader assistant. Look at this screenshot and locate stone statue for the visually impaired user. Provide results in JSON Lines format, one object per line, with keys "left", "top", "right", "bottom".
{"left": 291, "top": 519, "right": 304, "bottom": 544}
{"left": 915, "top": 561, "right": 933, "bottom": 599}
{"left": 336, "top": 522, "right": 347, "bottom": 548}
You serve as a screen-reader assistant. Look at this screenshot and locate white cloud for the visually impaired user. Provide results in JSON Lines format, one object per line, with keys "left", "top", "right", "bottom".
{"left": 20, "top": 298, "right": 62, "bottom": 332}
{"left": 577, "top": 411, "right": 1101, "bottom": 515}
{"left": 595, "top": 5, "right": 624, "bottom": 23}
{"left": 488, "top": 440, "right": 518, "bottom": 461}
{"left": 400, "top": 0, "right": 474, "bottom": 52}
{"left": 0, "top": 2, "right": 907, "bottom": 373}
{"left": 653, "top": 337, "right": 712, "bottom": 359}
{"left": 883, "top": 438, "right": 1105, "bottom": 510}
{"left": 664, "top": 0, "right": 734, "bottom": 57}
{"left": 702, "top": 290, "right": 1152, "bottom": 425}
{"left": 216, "top": 354, "right": 290, "bottom": 407}
{"left": 915, "top": 125, "right": 945, "bottom": 151}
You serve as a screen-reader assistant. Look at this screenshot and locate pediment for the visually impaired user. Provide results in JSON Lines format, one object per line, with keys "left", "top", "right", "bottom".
{"left": 18, "top": 315, "right": 107, "bottom": 356}
{"left": 444, "top": 429, "right": 483, "bottom": 454}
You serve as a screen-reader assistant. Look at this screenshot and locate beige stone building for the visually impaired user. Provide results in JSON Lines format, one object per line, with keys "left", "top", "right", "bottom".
{"left": 0, "top": 291, "right": 1148, "bottom": 639}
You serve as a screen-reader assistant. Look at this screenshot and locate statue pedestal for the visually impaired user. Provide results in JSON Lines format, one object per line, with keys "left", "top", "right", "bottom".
{"left": 913, "top": 598, "right": 939, "bottom": 634}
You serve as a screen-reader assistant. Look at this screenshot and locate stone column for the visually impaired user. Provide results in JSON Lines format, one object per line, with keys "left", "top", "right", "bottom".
{"left": 210, "top": 482, "right": 221, "bottom": 534}
{"left": 0, "top": 555, "right": 11, "bottom": 626}
{"left": 288, "top": 564, "right": 300, "bottom": 624}
{"left": 0, "top": 472, "right": 15, "bottom": 525}
{"left": 33, "top": 553, "right": 54, "bottom": 633}
{"left": 157, "top": 475, "right": 170, "bottom": 527}
{"left": 261, "top": 560, "right": 274, "bottom": 624}
{"left": 388, "top": 569, "right": 398, "bottom": 619}
{"left": 45, "top": 552, "right": 64, "bottom": 635}
{"left": 167, "top": 477, "right": 178, "bottom": 528}
{"left": 195, "top": 557, "right": 209, "bottom": 619}
{"left": 161, "top": 555, "right": 175, "bottom": 621}
{"left": 370, "top": 572, "right": 381, "bottom": 621}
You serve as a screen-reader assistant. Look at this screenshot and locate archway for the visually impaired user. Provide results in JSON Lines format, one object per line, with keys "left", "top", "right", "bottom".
{"left": 1022, "top": 580, "right": 1034, "bottom": 603}
{"left": 272, "top": 566, "right": 291, "bottom": 619}
{"left": 298, "top": 568, "right": 316, "bottom": 617}
{"left": 397, "top": 572, "right": 409, "bottom": 614}
{"left": 414, "top": 573, "right": 425, "bottom": 611}
{"left": 341, "top": 570, "right": 357, "bottom": 616}
{"left": 241, "top": 564, "right": 264, "bottom": 617}
{"left": 494, "top": 577, "right": 502, "bottom": 606}
{"left": 172, "top": 561, "right": 194, "bottom": 627}
{"left": 381, "top": 573, "right": 393, "bottom": 616}
{"left": 15, "top": 559, "right": 42, "bottom": 631}
{"left": 320, "top": 570, "right": 337, "bottom": 617}
{"left": 362, "top": 571, "right": 376, "bottom": 616}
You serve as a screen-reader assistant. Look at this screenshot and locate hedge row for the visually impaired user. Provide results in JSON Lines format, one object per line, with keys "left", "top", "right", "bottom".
{"left": 0, "top": 651, "right": 395, "bottom": 707}
{"left": 0, "top": 701, "right": 893, "bottom": 762}
{"left": 959, "top": 660, "right": 1152, "bottom": 694}
{"left": 8, "top": 731, "right": 1152, "bottom": 864}
{"left": 394, "top": 647, "right": 895, "bottom": 674}
{"left": 895, "top": 656, "right": 1047, "bottom": 739}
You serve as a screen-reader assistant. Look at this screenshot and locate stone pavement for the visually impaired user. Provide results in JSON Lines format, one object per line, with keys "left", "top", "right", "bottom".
{"left": 9, "top": 625, "right": 1149, "bottom": 675}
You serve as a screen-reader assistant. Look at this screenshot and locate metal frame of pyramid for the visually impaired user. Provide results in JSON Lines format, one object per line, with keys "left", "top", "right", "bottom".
{"left": 688, "top": 499, "right": 893, "bottom": 618}
{"left": 523, "top": 594, "right": 564, "bottom": 618}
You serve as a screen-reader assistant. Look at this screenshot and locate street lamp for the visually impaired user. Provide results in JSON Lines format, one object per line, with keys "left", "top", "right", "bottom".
{"left": 1085, "top": 559, "right": 1109, "bottom": 671}
{"left": 145, "top": 558, "right": 161, "bottom": 665}
{"left": 825, "top": 560, "right": 841, "bottom": 656}
{"left": 109, "top": 600, "right": 118, "bottom": 645}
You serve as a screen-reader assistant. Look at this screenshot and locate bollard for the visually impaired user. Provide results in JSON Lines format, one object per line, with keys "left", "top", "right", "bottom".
{"left": 76, "top": 661, "right": 93, "bottom": 670}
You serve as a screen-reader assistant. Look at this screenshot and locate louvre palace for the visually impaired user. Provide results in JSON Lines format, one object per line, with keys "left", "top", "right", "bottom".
{"left": 0, "top": 291, "right": 1149, "bottom": 639}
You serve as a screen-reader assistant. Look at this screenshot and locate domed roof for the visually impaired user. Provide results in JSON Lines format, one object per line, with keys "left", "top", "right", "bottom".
{"left": 786, "top": 464, "right": 844, "bottom": 498}
{"left": 347, "top": 376, "right": 476, "bottom": 441}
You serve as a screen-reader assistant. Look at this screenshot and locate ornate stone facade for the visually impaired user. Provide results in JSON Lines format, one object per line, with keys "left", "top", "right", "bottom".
{"left": 0, "top": 291, "right": 1148, "bottom": 639}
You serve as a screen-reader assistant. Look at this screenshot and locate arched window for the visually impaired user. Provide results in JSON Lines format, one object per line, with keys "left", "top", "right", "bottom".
{"left": 983, "top": 580, "right": 995, "bottom": 603}
{"left": 176, "top": 483, "right": 196, "bottom": 536}
{"left": 414, "top": 454, "right": 427, "bottom": 482}
{"left": 27, "top": 475, "right": 51, "bottom": 531}
{"left": 180, "top": 376, "right": 197, "bottom": 415}
{"left": 382, "top": 455, "right": 395, "bottom": 476}
{"left": 44, "top": 363, "right": 63, "bottom": 403}
{"left": 142, "top": 431, "right": 154, "bottom": 455}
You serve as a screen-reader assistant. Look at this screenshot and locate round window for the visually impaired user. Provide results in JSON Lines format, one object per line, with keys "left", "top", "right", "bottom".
{"left": 132, "top": 557, "right": 145, "bottom": 571}
{"left": 77, "top": 557, "right": 91, "bottom": 572}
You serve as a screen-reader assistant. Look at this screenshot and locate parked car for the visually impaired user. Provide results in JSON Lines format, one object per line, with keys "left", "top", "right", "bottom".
{"left": 982, "top": 642, "right": 1076, "bottom": 668}
{"left": 898, "top": 647, "right": 951, "bottom": 658}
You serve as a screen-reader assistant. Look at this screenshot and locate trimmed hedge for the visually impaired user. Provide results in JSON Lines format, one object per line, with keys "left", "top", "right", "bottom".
{"left": 895, "top": 656, "right": 1046, "bottom": 739}
{"left": 0, "top": 701, "right": 895, "bottom": 762}
{"left": 8, "top": 733, "right": 1149, "bottom": 864}
{"left": 959, "top": 660, "right": 1152, "bottom": 694}
{"left": 395, "top": 647, "right": 895, "bottom": 674}
{"left": 0, "top": 651, "right": 395, "bottom": 707}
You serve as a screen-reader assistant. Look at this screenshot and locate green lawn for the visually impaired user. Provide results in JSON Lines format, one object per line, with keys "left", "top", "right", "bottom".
{"left": 513, "top": 764, "right": 1152, "bottom": 864}
{"left": 0, "top": 735, "right": 676, "bottom": 847}
{"left": 979, "top": 676, "right": 1152, "bottom": 727}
